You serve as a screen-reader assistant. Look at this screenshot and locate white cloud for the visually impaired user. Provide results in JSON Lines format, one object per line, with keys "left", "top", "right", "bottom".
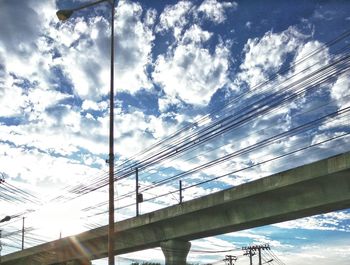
{"left": 245, "top": 21, "right": 252, "bottom": 29}
{"left": 52, "top": 16, "right": 110, "bottom": 100}
{"left": 82, "top": 99, "right": 108, "bottom": 111}
{"left": 113, "top": 110, "right": 182, "bottom": 159}
{"left": 0, "top": 141, "right": 99, "bottom": 185}
{"left": 156, "top": 1, "right": 193, "bottom": 39}
{"left": 50, "top": 0, "right": 156, "bottom": 100}
{"left": 282, "top": 243, "right": 350, "bottom": 265}
{"left": 329, "top": 72, "right": 350, "bottom": 108}
{"left": 153, "top": 25, "right": 230, "bottom": 107}
{"left": 274, "top": 210, "right": 350, "bottom": 232}
{"left": 238, "top": 27, "right": 306, "bottom": 88}
{"left": 293, "top": 40, "right": 330, "bottom": 73}
{"left": 114, "top": 0, "right": 155, "bottom": 93}
{"left": 0, "top": 74, "right": 26, "bottom": 117}
{"left": 197, "top": 0, "right": 237, "bottom": 24}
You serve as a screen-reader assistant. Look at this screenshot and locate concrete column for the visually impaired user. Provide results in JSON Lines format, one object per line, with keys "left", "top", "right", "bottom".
{"left": 160, "top": 239, "right": 191, "bottom": 265}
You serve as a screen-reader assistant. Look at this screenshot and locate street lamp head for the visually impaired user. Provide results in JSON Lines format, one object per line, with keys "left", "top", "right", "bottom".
{"left": 0, "top": 216, "right": 11, "bottom": 223}
{"left": 56, "top": 9, "right": 74, "bottom": 21}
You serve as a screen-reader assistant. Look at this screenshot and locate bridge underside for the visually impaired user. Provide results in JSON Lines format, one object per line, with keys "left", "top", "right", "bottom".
{"left": 2, "top": 152, "right": 350, "bottom": 265}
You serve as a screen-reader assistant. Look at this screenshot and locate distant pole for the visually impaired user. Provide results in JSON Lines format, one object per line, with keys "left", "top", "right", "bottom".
{"left": 21, "top": 217, "right": 25, "bottom": 250}
{"left": 179, "top": 180, "right": 183, "bottom": 204}
{"left": 242, "top": 244, "right": 270, "bottom": 265}
{"left": 224, "top": 255, "right": 237, "bottom": 265}
{"left": 136, "top": 168, "right": 139, "bottom": 216}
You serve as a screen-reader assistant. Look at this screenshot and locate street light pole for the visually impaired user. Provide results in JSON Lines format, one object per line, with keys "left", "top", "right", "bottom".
{"left": 108, "top": 2, "right": 116, "bottom": 265}
{"left": 56, "top": 1, "right": 116, "bottom": 265}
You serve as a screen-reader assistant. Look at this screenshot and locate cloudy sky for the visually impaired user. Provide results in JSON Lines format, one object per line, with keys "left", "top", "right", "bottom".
{"left": 0, "top": 0, "right": 350, "bottom": 264}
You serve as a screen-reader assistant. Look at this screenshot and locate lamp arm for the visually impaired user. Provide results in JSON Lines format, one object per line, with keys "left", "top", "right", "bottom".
{"left": 71, "top": 0, "right": 109, "bottom": 12}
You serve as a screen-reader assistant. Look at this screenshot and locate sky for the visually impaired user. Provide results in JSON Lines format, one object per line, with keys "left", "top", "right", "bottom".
{"left": 0, "top": 0, "right": 350, "bottom": 265}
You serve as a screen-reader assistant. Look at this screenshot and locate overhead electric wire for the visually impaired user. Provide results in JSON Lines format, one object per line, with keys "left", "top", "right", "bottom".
{"left": 70, "top": 43, "right": 350, "bottom": 202}
{"left": 0, "top": 181, "right": 40, "bottom": 205}
{"left": 110, "top": 27, "right": 350, "bottom": 172}
{"left": 107, "top": 47, "right": 350, "bottom": 186}
{"left": 52, "top": 29, "right": 350, "bottom": 202}
{"left": 84, "top": 69, "right": 347, "bottom": 212}
{"left": 109, "top": 39, "right": 350, "bottom": 176}
{"left": 266, "top": 249, "right": 286, "bottom": 265}
{"left": 34, "top": 28, "right": 350, "bottom": 228}
{"left": 87, "top": 127, "right": 350, "bottom": 218}
{"left": 79, "top": 49, "right": 350, "bottom": 204}
{"left": 140, "top": 92, "right": 350, "bottom": 183}
{"left": 83, "top": 56, "right": 350, "bottom": 208}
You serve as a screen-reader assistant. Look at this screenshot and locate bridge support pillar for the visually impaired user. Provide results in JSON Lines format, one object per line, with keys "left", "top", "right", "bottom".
{"left": 160, "top": 239, "right": 191, "bottom": 265}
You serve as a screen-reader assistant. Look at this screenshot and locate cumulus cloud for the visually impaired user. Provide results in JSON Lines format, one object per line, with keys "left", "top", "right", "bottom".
{"left": 329, "top": 72, "right": 350, "bottom": 108}
{"left": 153, "top": 25, "right": 231, "bottom": 107}
{"left": 197, "top": 0, "right": 237, "bottom": 24}
{"left": 274, "top": 210, "right": 350, "bottom": 232}
{"left": 156, "top": 1, "right": 194, "bottom": 39}
{"left": 0, "top": 141, "right": 99, "bottom": 185}
{"left": 114, "top": 0, "right": 155, "bottom": 93}
{"left": 52, "top": 16, "right": 110, "bottom": 100}
{"left": 0, "top": 0, "right": 44, "bottom": 55}
{"left": 0, "top": 74, "right": 26, "bottom": 117}
{"left": 50, "top": 0, "right": 156, "bottom": 100}
{"left": 238, "top": 27, "right": 306, "bottom": 88}
{"left": 293, "top": 40, "right": 330, "bottom": 75}
{"left": 113, "top": 110, "right": 183, "bottom": 158}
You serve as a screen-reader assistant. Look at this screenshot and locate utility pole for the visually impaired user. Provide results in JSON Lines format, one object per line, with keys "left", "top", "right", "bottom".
{"left": 242, "top": 244, "right": 270, "bottom": 265}
{"left": 243, "top": 247, "right": 255, "bottom": 265}
{"left": 223, "top": 255, "right": 237, "bottom": 265}
{"left": 21, "top": 217, "right": 25, "bottom": 250}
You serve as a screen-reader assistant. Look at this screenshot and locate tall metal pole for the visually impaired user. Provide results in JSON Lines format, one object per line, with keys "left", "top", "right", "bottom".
{"left": 56, "top": 1, "right": 116, "bottom": 264}
{"left": 108, "top": 1, "right": 116, "bottom": 265}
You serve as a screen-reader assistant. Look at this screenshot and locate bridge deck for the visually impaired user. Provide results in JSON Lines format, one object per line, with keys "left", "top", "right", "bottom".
{"left": 2, "top": 152, "right": 350, "bottom": 265}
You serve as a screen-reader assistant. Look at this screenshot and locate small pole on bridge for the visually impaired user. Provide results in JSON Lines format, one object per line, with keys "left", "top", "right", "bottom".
{"left": 22, "top": 217, "right": 25, "bottom": 250}
{"left": 179, "top": 180, "right": 183, "bottom": 204}
{"left": 135, "top": 168, "right": 143, "bottom": 216}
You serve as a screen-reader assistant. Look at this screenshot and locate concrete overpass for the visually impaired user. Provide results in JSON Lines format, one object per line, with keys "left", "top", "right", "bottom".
{"left": 2, "top": 152, "right": 350, "bottom": 265}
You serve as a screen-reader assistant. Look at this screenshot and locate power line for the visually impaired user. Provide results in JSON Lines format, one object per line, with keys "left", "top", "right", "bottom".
{"left": 48, "top": 28, "right": 350, "bottom": 204}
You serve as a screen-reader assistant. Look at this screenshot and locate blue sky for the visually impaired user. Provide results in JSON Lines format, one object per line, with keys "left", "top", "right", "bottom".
{"left": 0, "top": 0, "right": 350, "bottom": 264}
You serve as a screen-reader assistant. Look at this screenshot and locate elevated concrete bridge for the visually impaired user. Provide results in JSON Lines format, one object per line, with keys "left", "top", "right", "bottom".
{"left": 2, "top": 152, "right": 350, "bottom": 265}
